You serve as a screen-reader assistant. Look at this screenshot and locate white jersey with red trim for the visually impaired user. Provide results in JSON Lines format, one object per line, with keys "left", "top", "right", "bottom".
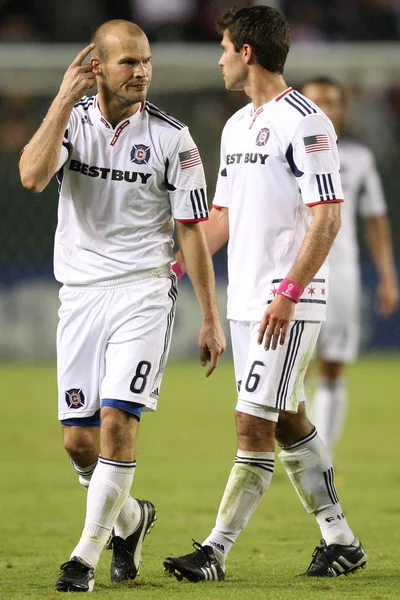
{"left": 330, "top": 138, "right": 386, "bottom": 269}
{"left": 54, "top": 95, "right": 208, "bottom": 285}
{"left": 213, "top": 87, "right": 343, "bottom": 322}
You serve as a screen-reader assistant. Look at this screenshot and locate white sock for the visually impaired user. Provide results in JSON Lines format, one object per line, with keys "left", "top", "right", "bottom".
{"left": 279, "top": 428, "right": 354, "bottom": 546}
{"left": 311, "top": 378, "right": 348, "bottom": 457}
{"left": 114, "top": 496, "right": 142, "bottom": 539}
{"left": 71, "top": 460, "right": 97, "bottom": 490}
{"left": 71, "top": 459, "right": 141, "bottom": 539}
{"left": 315, "top": 505, "right": 355, "bottom": 546}
{"left": 71, "top": 456, "right": 136, "bottom": 568}
{"left": 202, "top": 450, "right": 274, "bottom": 565}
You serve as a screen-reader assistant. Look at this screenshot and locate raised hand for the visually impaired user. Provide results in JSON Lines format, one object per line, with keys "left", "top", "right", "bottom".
{"left": 58, "top": 43, "right": 97, "bottom": 103}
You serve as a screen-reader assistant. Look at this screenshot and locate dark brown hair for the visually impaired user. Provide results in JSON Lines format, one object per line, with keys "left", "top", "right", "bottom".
{"left": 216, "top": 6, "right": 290, "bottom": 74}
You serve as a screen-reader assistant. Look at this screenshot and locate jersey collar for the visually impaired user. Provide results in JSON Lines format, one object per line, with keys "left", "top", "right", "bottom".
{"left": 92, "top": 95, "right": 145, "bottom": 144}
{"left": 274, "top": 87, "right": 293, "bottom": 102}
{"left": 248, "top": 87, "right": 293, "bottom": 128}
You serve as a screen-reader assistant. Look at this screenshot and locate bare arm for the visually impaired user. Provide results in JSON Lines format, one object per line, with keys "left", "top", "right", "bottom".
{"left": 19, "top": 44, "right": 96, "bottom": 193}
{"left": 176, "top": 220, "right": 226, "bottom": 376}
{"left": 363, "top": 214, "right": 399, "bottom": 317}
{"left": 258, "top": 202, "right": 341, "bottom": 350}
{"left": 175, "top": 207, "right": 229, "bottom": 272}
{"left": 286, "top": 202, "right": 341, "bottom": 285}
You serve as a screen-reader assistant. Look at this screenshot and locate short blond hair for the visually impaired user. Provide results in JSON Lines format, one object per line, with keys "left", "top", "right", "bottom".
{"left": 91, "top": 20, "right": 146, "bottom": 61}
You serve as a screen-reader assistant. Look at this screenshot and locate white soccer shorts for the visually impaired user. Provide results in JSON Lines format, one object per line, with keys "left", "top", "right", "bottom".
{"left": 57, "top": 268, "right": 177, "bottom": 421}
{"left": 231, "top": 319, "right": 321, "bottom": 421}
{"left": 317, "top": 268, "right": 360, "bottom": 363}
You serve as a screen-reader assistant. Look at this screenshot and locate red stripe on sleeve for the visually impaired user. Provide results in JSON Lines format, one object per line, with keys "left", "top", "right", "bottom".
{"left": 306, "top": 199, "right": 344, "bottom": 207}
{"left": 176, "top": 217, "right": 209, "bottom": 223}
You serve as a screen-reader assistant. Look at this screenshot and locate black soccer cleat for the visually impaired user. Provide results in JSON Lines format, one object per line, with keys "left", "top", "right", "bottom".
{"left": 56, "top": 557, "right": 95, "bottom": 592}
{"left": 163, "top": 540, "right": 225, "bottom": 582}
{"left": 108, "top": 499, "right": 157, "bottom": 583}
{"left": 298, "top": 538, "right": 367, "bottom": 577}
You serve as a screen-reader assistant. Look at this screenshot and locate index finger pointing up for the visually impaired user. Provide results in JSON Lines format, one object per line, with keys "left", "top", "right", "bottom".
{"left": 71, "top": 43, "right": 96, "bottom": 67}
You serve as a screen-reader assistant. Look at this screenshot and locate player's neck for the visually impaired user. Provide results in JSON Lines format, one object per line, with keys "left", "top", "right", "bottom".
{"left": 97, "top": 95, "right": 141, "bottom": 129}
{"left": 245, "top": 71, "right": 288, "bottom": 110}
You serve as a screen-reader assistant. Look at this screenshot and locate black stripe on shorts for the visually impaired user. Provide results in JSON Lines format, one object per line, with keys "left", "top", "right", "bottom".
{"left": 276, "top": 321, "right": 304, "bottom": 410}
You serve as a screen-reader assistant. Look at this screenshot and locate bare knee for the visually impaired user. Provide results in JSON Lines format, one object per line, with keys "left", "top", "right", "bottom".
{"left": 275, "top": 404, "right": 313, "bottom": 447}
{"left": 320, "top": 360, "right": 344, "bottom": 381}
{"left": 235, "top": 411, "right": 275, "bottom": 452}
{"left": 63, "top": 425, "right": 100, "bottom": 466}
{"left": 100, "top": 406, "right": 139, "bottom": 461}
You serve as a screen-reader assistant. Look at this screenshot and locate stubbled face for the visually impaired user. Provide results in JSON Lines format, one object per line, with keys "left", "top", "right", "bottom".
{"left": 95, "top": 31, "right": 152, "bottom": 106}
{"left": 302, "top": 82, "right": 345, "bottom": 135}
{"left": 219, "top": 30, "right": 248, "bottom": 91}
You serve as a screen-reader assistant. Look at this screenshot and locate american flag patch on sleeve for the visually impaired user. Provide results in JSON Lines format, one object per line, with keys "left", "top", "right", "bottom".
{"left": 179, "top": 148, "right": 201, "bottom": 169}
{"left": 303, "top": 134, "right": 330, "bottom": 154}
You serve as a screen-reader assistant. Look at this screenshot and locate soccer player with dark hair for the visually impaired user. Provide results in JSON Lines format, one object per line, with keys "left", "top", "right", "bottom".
{"left": 301, "top": 77, "right": 398, "bottom": 457}
{"left": 164, "top": 6, "right": 367, "bottom": 581}
{"left": 20, "top": 19, "right": 225, "bottom": 592}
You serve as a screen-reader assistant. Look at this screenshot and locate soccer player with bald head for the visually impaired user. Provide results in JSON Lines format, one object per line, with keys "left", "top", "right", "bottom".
{"left": 20, "top": 19, "right": 225, "bottom": 592}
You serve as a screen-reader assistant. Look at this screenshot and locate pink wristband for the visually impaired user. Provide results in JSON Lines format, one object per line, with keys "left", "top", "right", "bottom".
{"left": 172, "top": 261, "right": 184, "bottom": 279}
{"left": 277, "top": 278, "right": 304, "bottom": 303}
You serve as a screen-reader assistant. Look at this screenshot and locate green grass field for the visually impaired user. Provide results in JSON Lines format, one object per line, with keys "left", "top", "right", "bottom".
{"left": 1, "top": 355, "right": 399, "bottom": 599}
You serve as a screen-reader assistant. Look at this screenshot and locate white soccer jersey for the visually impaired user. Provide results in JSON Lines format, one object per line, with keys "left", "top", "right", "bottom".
{"left": 329, "top": 138, "right": 387, "bottom": 269}
{"left": 316, "top": 139, "right": 387, "bottom": 363}
{"left": 213, "top": 87, "right": 343, "bottom": 322}
{"left": 54, "top": 95, "right": 208, "bottom": 284}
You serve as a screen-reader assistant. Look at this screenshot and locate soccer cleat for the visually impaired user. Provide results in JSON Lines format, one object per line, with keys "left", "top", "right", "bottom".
{"left": 108, "top": 499, "right": 157, "bottom": 583}
{"left": 163, "top": 540, "right": 225, "bottom": 582}
{"left": 298, "top": 538, "right": 367, "bottom": 577}
{"left": 56, "top": 557, "right": 95, "bottom": 592}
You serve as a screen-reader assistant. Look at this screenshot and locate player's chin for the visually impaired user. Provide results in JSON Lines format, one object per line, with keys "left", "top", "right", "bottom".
{"left": 224, "top": 80, "right": 243, "bottom": 92}
{"left": 126, "top": 87, "right": 148, "bottom": 102}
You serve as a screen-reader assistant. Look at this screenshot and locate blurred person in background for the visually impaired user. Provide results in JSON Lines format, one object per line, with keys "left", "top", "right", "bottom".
{"left": 19, "top": 19, "right": 225, "bottom": 592}
{"left": 282, "top": 0, "right": 327, "bottom": 42}
{"left": 129, "top": 0, "right": 198, "bottom": 41}
{"left": 282, "top": 0, "right": 400, "bottom": 41}
{"left": 164, "top": 5, "right": 367, "bottom": 582}
{"left": 301, "top": 77, "right": 399, "bottom": 459}
{"left": 344, "top": 0, "right": 399, "bottom": 41}
{"left": 0, "top": 11, "right": 44, "bottom": 42}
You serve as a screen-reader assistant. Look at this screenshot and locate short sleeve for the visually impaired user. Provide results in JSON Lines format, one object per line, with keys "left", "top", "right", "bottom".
{"left": 357, "top": 148, "right": 387, "bottom": 217}
{"left": 56, "top": 139, "right": 70, "bottom": 171}
{"left": 166, "top": 127, "right": 208, "bottom": 222}
{"left": 286, "top": 114, "right": 344, "bottom": 206}
{"left": 213, "top": 127, "right": 229, "bottom": 209}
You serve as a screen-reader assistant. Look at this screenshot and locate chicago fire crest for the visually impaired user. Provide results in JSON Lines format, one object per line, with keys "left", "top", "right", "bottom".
{"left": 130, "top": 144, "right": 151, "bottom": 165}
{"left": 65, "top": 388, "right": 85, "bottom": 409}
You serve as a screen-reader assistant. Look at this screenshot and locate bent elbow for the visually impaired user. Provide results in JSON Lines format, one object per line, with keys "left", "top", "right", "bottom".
{"left": 21, "top": 179, "right": 41, "bottom": 193}
{"left": 20, "top": 170, "right": 46, "bottom": 193}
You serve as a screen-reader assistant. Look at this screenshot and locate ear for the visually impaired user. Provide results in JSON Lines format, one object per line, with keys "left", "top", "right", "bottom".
{"left": 242, "top": 44, "right": 253, "bottom": 65}
{"left": 90, "top": 57, "right": 102, "bottom": 75}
